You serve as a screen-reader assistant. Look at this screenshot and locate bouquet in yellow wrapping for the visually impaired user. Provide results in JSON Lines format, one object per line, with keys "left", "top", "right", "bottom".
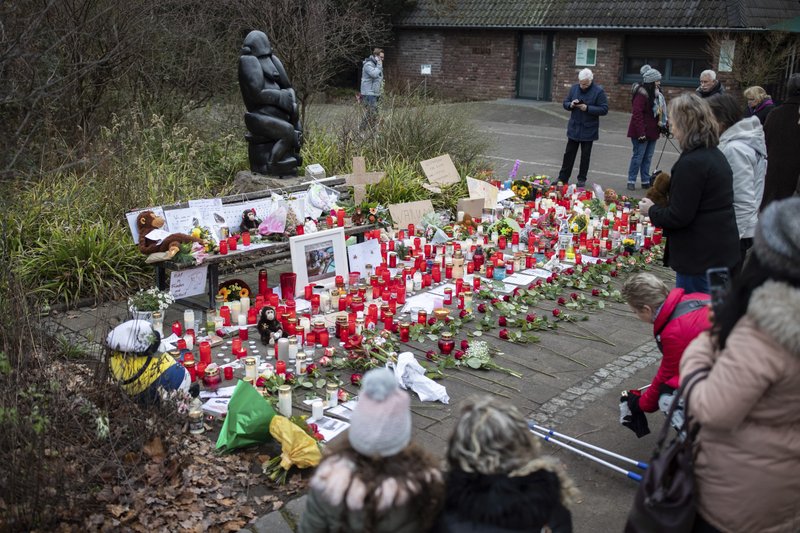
{"left": 263, "top": 415, "right": 322, "bottom": 483}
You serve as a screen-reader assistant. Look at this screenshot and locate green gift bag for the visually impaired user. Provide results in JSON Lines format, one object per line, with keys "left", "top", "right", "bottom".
{"left": 216, "top": 380, "right": 277, "bottom": 452}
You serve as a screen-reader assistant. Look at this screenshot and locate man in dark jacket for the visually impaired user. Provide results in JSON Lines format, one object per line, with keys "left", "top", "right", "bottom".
{"left": 696, "top": 70, "right": 725, "bottom": 100}
{"left": 760, "top": 73, "right": 800, "bottom": 210}
{"left": 557, "top": 68, "right": 609, "bottom": 188}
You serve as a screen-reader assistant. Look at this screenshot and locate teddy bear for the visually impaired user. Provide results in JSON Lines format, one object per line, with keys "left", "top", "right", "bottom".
{"left": 645, "top": 171, "right": 671, "bottom": 208}
{"left": 257, "top": 306, "right": 284, "bottom": 345}
{"left": 136, "top": 210, "right": 204, "bottom": 259}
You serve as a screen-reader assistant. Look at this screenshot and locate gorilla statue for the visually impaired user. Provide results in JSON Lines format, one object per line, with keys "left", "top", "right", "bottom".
{"left": 238, "top": 30, "right": 303, "bottom": 177}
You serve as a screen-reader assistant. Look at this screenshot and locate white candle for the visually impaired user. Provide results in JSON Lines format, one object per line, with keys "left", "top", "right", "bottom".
{"left": 238, "top": 313, "right": 247, "bottom": 326}
{"left": 183, "top": 333, "right": 194, "bottom": 351}
{"left": 319, "top": 292, "right": 331, "bottom": 313}
{"left": 183, "top": 309, "right": 194, "bottom": 332}
{"left": 278, "top": 385, "right": 292, "bottom": 417}
{"left": 239, "top": 296, "right": 250, "bottom": 316}
{"left": 229, "top": 300, "right": 241, "bottom": 318}
{"left": 299, "top": 317, "right": 311, "bottom": 334}
{"left": 311, "top": 399, "right": 324, "bottom": 420}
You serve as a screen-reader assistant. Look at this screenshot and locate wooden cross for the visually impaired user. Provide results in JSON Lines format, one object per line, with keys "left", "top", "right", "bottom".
{"left": 340, "top": 156, "right": 385, "bottom": 204}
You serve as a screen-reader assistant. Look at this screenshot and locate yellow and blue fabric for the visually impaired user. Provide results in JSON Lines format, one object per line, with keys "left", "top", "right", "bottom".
{"left": 109, "top": 351, "right": 185, "bottom": 400}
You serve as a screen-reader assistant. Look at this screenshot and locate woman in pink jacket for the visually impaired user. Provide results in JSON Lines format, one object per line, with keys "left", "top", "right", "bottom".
{"left": 680, "top": 197, "right": 800, "bottom": 533}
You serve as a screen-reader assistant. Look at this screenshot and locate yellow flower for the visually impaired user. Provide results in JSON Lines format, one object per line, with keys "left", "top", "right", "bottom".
{"left": 239, "top": 288, "right": 249, "bottom": 298}
{"left": 218, "top": 287, "right": 231, "bottom": 301}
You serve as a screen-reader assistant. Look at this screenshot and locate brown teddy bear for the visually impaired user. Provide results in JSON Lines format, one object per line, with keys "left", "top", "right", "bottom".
{"left": 645, "top": 171, "right": 671, "bottom": 208}
{"left": 137, "top": 210, "right": 204, "bottom": 258}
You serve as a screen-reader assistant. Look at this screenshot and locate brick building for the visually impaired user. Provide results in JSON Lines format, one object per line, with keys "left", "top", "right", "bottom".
{"left": 388, "top": 0, "right": 800, "bottom": 110}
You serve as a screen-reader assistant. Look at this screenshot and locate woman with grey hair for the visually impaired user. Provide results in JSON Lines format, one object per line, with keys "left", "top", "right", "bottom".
{"left": 433, "top": 396, "right": 576, "bottom": 532}
{"left": 638, "top": 93, "right": 739, "bottom": 293}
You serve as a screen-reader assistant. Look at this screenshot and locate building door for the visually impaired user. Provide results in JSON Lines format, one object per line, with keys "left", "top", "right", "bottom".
{"left": 517, "top": 33, "right": 552, "bottom": 100}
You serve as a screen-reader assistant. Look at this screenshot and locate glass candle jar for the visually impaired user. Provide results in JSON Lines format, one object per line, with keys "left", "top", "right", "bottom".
{"left": 443, "top": 287, "right": 453, "bottom": 305}
{"left": 326, "top": 382, "right": 339, "bottom": 408}
{"left": 313, "top": 319, "right": 329, "bottom": 347}
{"left": 417, "top": 309, "right": 428, "bottom": 325}
{"left": 438, "top": 332, "right": 455, "bottom": 355}
{"left": 244, "top": 357, "right": 257, "bottom": 381}
{"left": 398, "top": 321, "right": 411, "bottom": 342}
{"left": 151, "top": 311, "right": 164, "bottom": 337}
{"left": 278, "top": 385, "right": 292, "bottom": 417}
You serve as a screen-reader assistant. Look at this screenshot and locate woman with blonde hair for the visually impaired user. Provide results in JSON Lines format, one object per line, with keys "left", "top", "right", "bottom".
{"left": 638, "top": 93, "right": 739, "bottom": 293}
{"left": 743, "top": 85, "right": 775, "bottom": 125}
{"left": 433, "top": 396, "right": 576, "bottom": 532}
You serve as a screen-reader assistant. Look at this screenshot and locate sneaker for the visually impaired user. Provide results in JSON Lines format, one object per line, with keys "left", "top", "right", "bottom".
{"left": 641, "top": 182, "right": 651, "bottom": 189}
{"left": 626, "top": 183, "right": 636, "bottom": 191}
{"left": 577, "top": 180, "right": 586, "bottom": 188}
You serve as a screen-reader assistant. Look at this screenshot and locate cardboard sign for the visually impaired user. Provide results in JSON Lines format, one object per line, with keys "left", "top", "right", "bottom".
{"left": 420, "top": 154, "right": 461, "bottom": 186}
{"left": 169, "top": 265, "right": 208, "bottom": 300}
{"left": 457, "top": 198, "right": 484, "bottom": 219}
{"left": 466, "top": 177, "right": 499, "bottom": 208}
{"left": 388, "top": 200, "right": 434, "bottom": 229}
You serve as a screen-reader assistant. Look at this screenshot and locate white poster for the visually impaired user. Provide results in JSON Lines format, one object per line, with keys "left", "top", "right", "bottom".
{"left": 169, "top": 265, "right": 209, "bottom": 299}
{"left": 163, "top": 206, "right": 202, "bottom": 236}
{"left": 575, "top": 38, "right": 598, "bottom": 66}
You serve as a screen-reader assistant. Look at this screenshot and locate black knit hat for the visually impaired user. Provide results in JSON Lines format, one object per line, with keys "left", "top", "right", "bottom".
{"left": 753, "top": 197, "right": 800, "bottom": 280}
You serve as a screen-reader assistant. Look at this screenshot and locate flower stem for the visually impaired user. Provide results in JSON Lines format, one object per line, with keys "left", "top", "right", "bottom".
{"left": 534, "top": 344, "right": 587, "bottom": 367}
{"left": 493, "top": 353, "right": 558, "bottom": 377}
{"left": 446, "top": 371, "right": 512, "bottom": 398}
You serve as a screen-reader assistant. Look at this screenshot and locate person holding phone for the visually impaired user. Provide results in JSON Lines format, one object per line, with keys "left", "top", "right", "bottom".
{"left": 678, "top": 196, "right": 800, "bottom": 533}
{"left": 638, "top": 93, "right": 739, "bottom": 293}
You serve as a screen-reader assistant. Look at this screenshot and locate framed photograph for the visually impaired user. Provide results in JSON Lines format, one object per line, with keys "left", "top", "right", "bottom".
{"left": 289, "top": 227, "right": 348, "bottom": 293}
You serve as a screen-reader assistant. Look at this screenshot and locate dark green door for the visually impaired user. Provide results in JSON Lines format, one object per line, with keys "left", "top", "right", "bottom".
{"left": 517, "top": 33, "right": 552, "bottom": 100}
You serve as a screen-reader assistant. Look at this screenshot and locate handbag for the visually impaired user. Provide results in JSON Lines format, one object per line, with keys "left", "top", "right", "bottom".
{"left": 624, "top": 367, "right": 709, "bottom": 533}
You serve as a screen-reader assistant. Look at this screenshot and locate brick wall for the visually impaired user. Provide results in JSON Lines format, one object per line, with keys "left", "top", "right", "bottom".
{"left": 392, "top": 28, "right": 726, "bottom": 110}
{"left": 389, "top": 29, "right": 518, "bottom": 100}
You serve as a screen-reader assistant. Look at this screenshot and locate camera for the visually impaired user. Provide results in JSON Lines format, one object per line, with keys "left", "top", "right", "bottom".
{"left": 658, "top": 125, "right": 672, "bottom": 138}
{"left": 706, "top": 267, "right": 730, "bottom": 314}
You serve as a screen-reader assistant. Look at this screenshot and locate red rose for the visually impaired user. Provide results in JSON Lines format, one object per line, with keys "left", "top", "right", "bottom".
{"left": 428, "top": 317, "right": 437, "bottom": 326}
{"left": 461, "top": 339, "right": 469, "bottom": 350}
{"left": 284, "top": 372, "right": 296, "bottom": 383}
{"left": 490, "top": 298, "right": 500, "bottom": 305}
{"left": 350, "top": 373, "right": 363, "bottom": 386}
{"left": 565, "top": 268, "right": 575, "bottom": 275}
{"left": 528, "top": 283, "right": 537, "bottom": 290}
{"left": 526, "top": 313, "right": 537, "bottom": 322}
{"left": 454, "top": 349, "right": 465, "bottom": 360}
{"left": 503, "top": 295, "right": 511, "bottom": 302}
{"left": 546, "top": 276, "right": 553, "bottom": 283}
{"left": 557, "top": 297, "right": 566, "bottom": 306}
{"left": 622, "top": 251, "right": 630, "bottom": 257}
{"left": 499, "top": 329, "right": 510, "bottom": 340}
{"left": 513, "top": 287, "right": 521, "bottom": 296}
{"left": 426, "top": 350, "right": 437, "bottom": 361}
{"left": 256, "top": 376, "right": 267, "bottom": 388}
{"left": 606, "top": 259, "right": 615, "bottom": 265}
{"left": 570, "top": 292, "right": 579, "bottom": 300}
{"left": 305, "top": 363, "right": 317, "bottom": 374}
{"left": 478, "top": 303, "right": 487, "bottom": 313}
{"left": 535, "top": 279, "right": 544, "bottom": 287}
{"left": 591, "top": 288, "right": 600, "bottom": 297}
{"left": 552, "top": 309, "right": 561, "bottom": 317}
{"left": 610, "top": 270, "right": 618, "bottom": 277}
{"left": 499, "top": 316, "right": 507, "bottom": 326}
{"left": 314, "top": 432, "right": 325, "bottom": 441}
{"left": 552, "top": 274, "right": 560, "bottom": 281}
{"left": 582, "top": 266, "right": 590, "bottom": 273}
{"left": 459, "top": 309, "right": 469, "bottom": 318}
{"left": 308, "top": 422, "right": 319, "bottom": 433}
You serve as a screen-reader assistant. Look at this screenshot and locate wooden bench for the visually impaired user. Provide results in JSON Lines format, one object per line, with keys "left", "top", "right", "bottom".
{"left": 151, "top": 178, "right": 376, "bottom": 308}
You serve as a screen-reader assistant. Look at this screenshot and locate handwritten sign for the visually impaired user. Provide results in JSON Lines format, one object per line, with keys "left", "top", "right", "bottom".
{"left": 388, "top": 199, "right": 434, "bottom": 229}
{"left": 466, "top": 177, "right": 499, "bottom": 209}
{"left": 169, "top": 265, "right": 208, "bottom": 300}
{"left": 163, "top": 206, "right": 202, "bottom": 236}
{"left": 420, "top": 154, "right": 460, "bottom": 186}
{"left": 457, "top": 198, "right": 484, "bottom": 219}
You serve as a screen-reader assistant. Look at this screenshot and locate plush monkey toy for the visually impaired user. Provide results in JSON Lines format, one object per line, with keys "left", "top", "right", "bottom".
{"left": 239, "top": 209, "right": 261, "bottom": 234}
{"left": 136, "top": 210, "right": 204, "bottom": 258}
{"left": 257, "top": 306, "right": 284, "bottom": 345}
{"left": 645, "top": 171, "right": 671, "bottom": 208}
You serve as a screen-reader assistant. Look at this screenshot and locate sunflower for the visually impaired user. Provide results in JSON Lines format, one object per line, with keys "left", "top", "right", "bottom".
{"left": 218, "top": 287, "right": 231, "bottom": 301}
{"left": 239, "top": 288, "right": 250, "bottom": 298}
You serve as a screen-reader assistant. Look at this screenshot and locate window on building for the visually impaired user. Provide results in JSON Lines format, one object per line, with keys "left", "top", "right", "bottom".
{"left": 623, "top": 35, "right": 711, "bottom": 87}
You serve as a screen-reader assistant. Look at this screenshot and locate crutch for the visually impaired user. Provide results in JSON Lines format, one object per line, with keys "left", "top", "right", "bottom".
{"left": 528, "top": 423, "right": 647, "bottom": 482}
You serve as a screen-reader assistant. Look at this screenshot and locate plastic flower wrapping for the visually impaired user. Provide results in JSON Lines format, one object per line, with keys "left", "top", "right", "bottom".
{"left": 306, "top": 183, "right": 340, "bottom": 213}
{"left": 263, "top": 415, "right": 323, "bottom": 483}
{"left": 421, "top": 211, "right": 452, "bottom": 244}
{"left": 258, "top": 196, "right": 288, "bottom": 235}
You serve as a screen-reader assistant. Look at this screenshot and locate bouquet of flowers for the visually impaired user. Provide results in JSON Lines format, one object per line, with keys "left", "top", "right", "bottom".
{"left": 568, "top": 213, "right": 589, "bottom": 234}
{"left": 262, "top": 415, "right": 323, "bottom": 484}
{"left": 490, "top": 217, "right": 521, "bottom": 238}
{"left": 217, "top": 279, "right": 250, "bottom": 301}
{"left": 128, "top": 287, "right": 175, "bottom": 312}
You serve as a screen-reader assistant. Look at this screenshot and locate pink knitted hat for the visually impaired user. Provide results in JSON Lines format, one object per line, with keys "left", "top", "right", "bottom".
{"left": 348, "top": 368, "right": 411, "bottom": 457}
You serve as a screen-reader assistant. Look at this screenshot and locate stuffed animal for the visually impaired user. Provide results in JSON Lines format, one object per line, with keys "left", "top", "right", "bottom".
{"left": 257, "top": 306, "right": 284, "bottom": 345}
{"left": 136, "top": 210, "right": 204, "bottom": 258}
{"left": 239, "top": 209, "right": 261, "bottom": 234}
{"left": 645, "top": 171, "right": 671, "bottom": 208}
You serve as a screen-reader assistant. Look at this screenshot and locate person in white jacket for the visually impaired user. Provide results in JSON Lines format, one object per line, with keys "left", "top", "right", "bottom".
{"left": 709, "top": 93, "right": 767, "bottom": 276}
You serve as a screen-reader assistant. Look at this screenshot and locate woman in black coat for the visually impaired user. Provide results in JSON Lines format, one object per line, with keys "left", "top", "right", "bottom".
{"left": 638, "top": 93, "right": 739, "bottom": 293}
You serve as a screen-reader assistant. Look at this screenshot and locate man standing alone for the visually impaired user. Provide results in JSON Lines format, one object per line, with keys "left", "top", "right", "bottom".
{"left": 557, "top": 69, "right": 609, "bottom": 188}
{"left": 360, "top": 48, "right": 384, "bottom": 130}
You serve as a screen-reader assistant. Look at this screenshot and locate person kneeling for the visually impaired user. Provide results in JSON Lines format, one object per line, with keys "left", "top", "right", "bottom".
{"left": 107, "top": 320, "right": 190, "bottom": 404}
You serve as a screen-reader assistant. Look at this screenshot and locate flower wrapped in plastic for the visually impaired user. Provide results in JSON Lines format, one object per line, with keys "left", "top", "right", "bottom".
{"left": 258, "top": 195, "right": 288, "bottom": 235}
{"left": 420, "top": 211, "right": 451, "bottom": 244}
{"left": 262, "top": 415, "right": 322, "bottom": 483}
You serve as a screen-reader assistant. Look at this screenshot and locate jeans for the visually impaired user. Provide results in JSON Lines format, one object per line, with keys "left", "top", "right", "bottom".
{"left": 360, "top": 95, "right": 379, "bottom": 131}
{"left": 558, "top": 139, "right": 593, "bottom": 184}
{"left": 676, "top": 272, "right": 709, "bottom": 294}
{"left": 627, "top": 138, "right": 657, "bottom": 185}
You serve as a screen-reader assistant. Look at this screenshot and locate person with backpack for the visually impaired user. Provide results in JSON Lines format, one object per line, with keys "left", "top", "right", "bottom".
{"left": 620, "top": 273, "right": 710, "bottom": 434}
{"left": 626, "top": 65, "right": 664, "bottom": 191}
{"left": 679, "top": 197, "right": 800, "bottom": 533}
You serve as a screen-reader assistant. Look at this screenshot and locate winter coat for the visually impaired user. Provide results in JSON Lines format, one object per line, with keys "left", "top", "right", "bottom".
{"left": 680, "top": 281, "right": 800, "bottom": 533}
{"left": 627, "top": 87, "right": 660, "bottom": 141}
{"left": 433, "top": 467, "right": 572, "bottom": 533}
{"left": 640, "top": 289, "right": 711, "bottom": 413}
{"left": 562, "top": 82, "right": 608, "bottom": 142}
{"left": 718, "top": 116, "right": 767, "bottom": 239}
{"left": 761, "top": 94, "right": 800, "bottom": 210}
{"left": 648, "top": 146, "right": 740, "bottom": 275}
{"left": 360, "top": 56, "right": 383, "bottom": 96}
{"left": 696, "top": 80, "right": 725, "bottom": 100}
{"left": 299, "top": 454, "right": 442, "bottom": 533}
{"left": 748, "top": 98, "right": 775, "bottom": 125}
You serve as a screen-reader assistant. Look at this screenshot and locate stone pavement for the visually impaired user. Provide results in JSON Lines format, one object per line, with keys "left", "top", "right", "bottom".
{"left": 46, "top": 99, "right": 680, "bottom": 532}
